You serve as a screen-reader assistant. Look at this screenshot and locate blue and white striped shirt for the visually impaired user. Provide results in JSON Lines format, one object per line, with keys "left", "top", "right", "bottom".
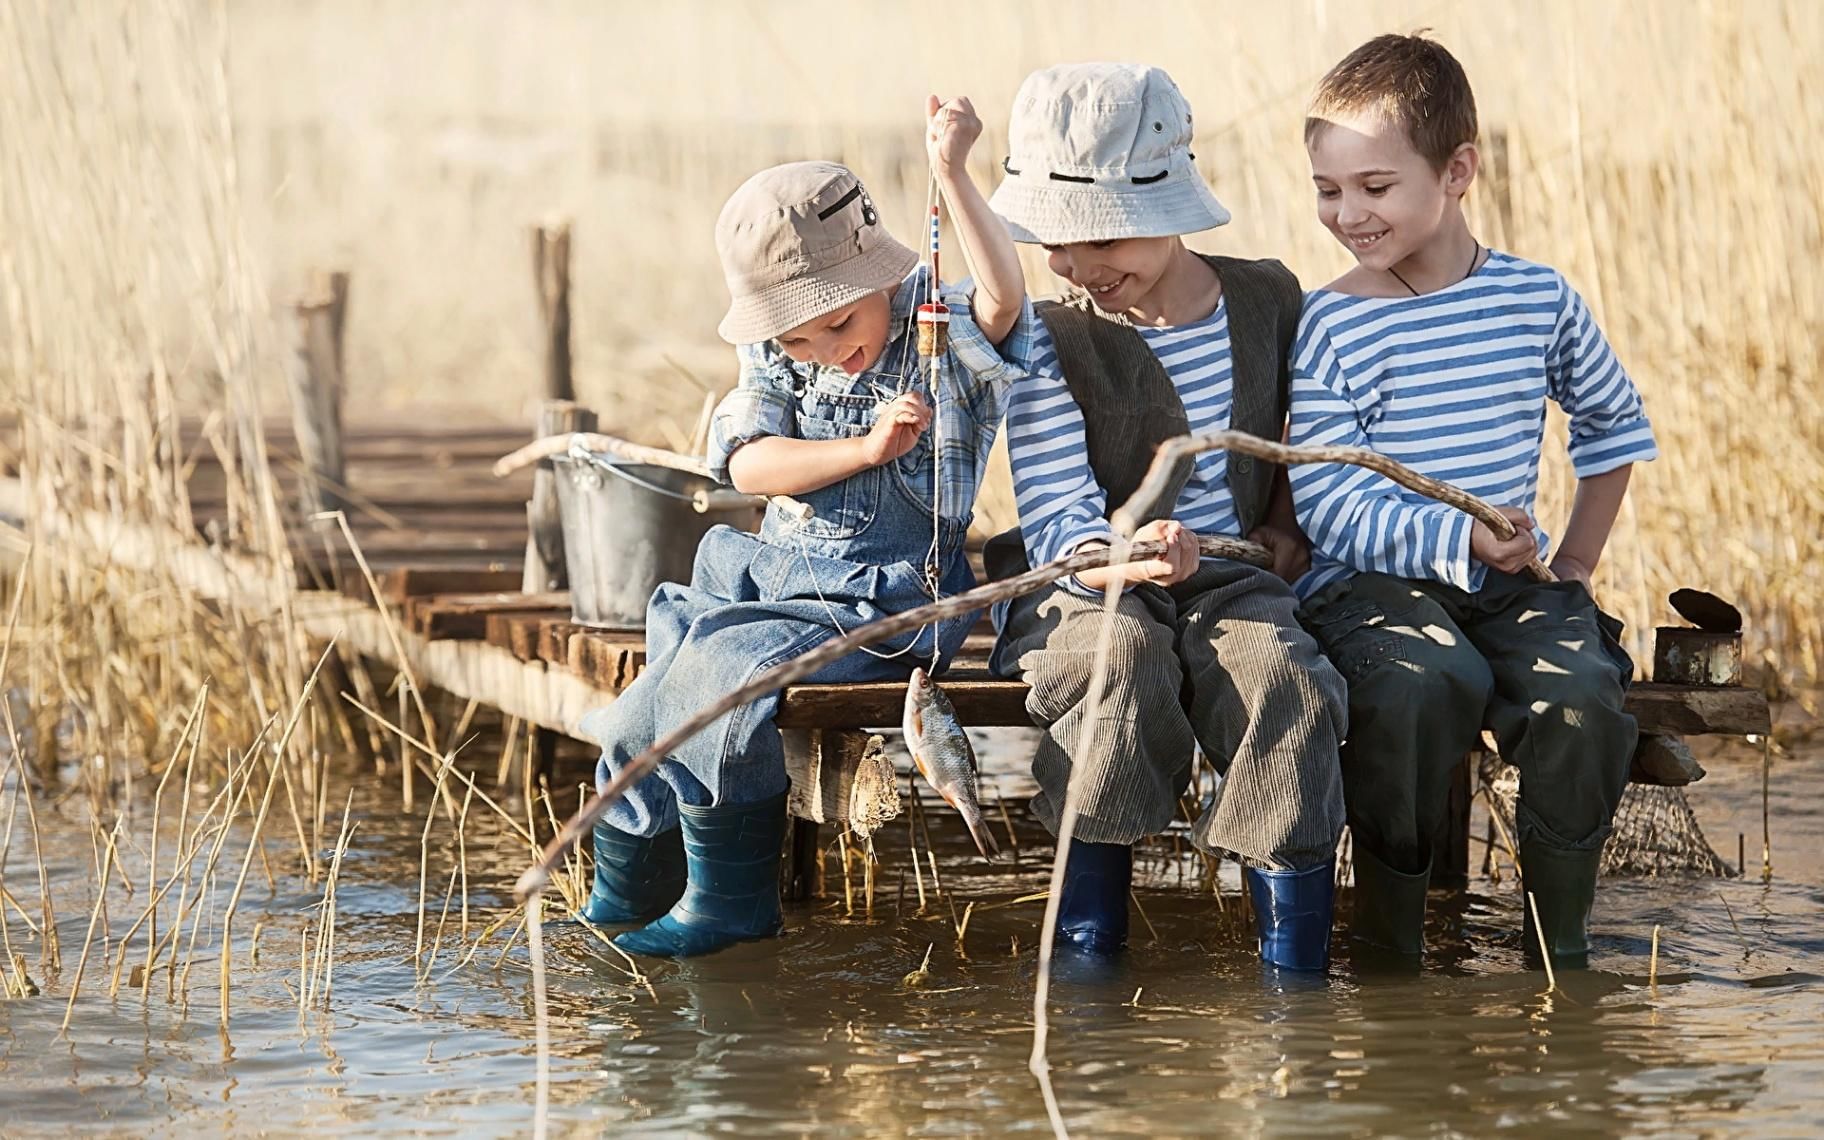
{"left": 1288, "top": 251, "right": 1658, "bottom": 599}
{"left": 1006, "top": 300, "right": 1243, "bottom": 594}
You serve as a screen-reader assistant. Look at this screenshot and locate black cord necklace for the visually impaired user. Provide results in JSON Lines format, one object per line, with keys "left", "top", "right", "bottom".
{"left": 1389, "top": 240, "right": 1482, "bottom": 297}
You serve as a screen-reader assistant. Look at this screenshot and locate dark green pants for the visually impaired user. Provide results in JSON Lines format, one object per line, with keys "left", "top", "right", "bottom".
{"left": 1302, "top": 571, "right": 1636, "bottom": 873}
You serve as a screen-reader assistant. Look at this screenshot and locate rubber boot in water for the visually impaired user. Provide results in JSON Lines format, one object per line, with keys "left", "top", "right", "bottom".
{"left": 1243, "top": 861, "right": 1335, "bottom": 972}
{"left": 1055, "top": 839, "right": 1132, "bottom": 955}
{"left": 1520, "top": 839, "right": 1600, "bottom": 970}
{"left": 613, "top": 792, "right": 788, "bottom": 959}
{"left": 576, "top": 820, "right": 685, "bottom": 925}
{"left": 1349, "top": 846, "right": 1429, "bottom": 959}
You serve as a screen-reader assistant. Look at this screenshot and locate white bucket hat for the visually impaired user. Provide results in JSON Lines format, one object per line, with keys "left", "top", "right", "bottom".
{"left": 715, "top": 161, "right": 917, "bottom": 344}
{"left": 989, "top": 63, "right": 1231, "bottom": 246}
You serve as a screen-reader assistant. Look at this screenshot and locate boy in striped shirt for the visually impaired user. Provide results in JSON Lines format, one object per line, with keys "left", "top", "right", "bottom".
{"left": 1290, "top": 34, "right": 1658, "bottom": 969}
{"left": 987, "top": 63, "right": 1347, "bottom": 972}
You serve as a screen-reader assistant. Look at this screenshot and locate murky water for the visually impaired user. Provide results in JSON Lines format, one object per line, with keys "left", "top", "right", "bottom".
{"left": 3, "top": 731, "right": 1821, "bottom": 1137}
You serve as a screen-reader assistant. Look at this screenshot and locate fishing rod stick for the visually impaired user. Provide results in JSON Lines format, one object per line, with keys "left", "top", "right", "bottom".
{"left": 512, "top": 532, "right": 1271, "bottom": 902}
{"left": 1110, "top": 431, "right": 1554, "bottom": 583}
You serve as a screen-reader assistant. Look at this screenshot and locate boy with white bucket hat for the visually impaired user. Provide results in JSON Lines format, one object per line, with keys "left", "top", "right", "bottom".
{"left": 985, "top": 62, "right": 1347, "bottom": 971}
{"left": 578, "top": 99, "right": 1034, "bottom": 960}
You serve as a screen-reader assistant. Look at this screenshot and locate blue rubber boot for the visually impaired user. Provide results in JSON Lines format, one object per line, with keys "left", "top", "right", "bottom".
{"left": 613, "top": 792, "right": 788, "bottom": 959}
{"left": 1055, "top": 839, "right": 1132, "bottom": 955}
{"left": 1243, "top": 861, "right": 1335, "bottom": 972}
{"left": 577, "top": 820, "right": 685, "bottom": 925}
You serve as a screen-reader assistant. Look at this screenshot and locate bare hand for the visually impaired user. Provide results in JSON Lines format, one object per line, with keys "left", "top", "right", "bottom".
{"left": 862, "top": 391, "right": 932, "bottom": 466}
{"left": 1126, "top": 519, "right": 1201, "bottom": 586}
{"left": 1469, "top": 506, "right": 1539, "bottom": 574}
{"left": 925, "top": 95, "right": 983, "bottom": 175}
{"left": 1248, "top": 523, "right": 1312, "bottom": 584}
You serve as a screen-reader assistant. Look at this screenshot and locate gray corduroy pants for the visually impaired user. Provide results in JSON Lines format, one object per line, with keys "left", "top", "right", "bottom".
{"left": 991, "top": 559, "right": 1347, "bottom": 870}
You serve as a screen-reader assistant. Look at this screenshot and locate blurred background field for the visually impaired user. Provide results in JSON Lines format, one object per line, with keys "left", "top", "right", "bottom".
{"left": 5, "top": 0, "right": 1822, "bottom": 683}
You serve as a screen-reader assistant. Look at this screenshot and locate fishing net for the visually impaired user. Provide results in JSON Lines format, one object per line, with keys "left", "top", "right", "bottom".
{"left": 1477, "top": 752, "right": 1737, "bottom": 878}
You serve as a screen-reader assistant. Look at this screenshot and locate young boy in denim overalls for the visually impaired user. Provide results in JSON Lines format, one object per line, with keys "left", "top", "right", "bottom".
{"left": 578, "top": 99, "right": 1033, "bottom": 959}
{"left": 1291, "top": 35, "right": 1657, "bottom": 968}
{"left": 986, "top": 63, "right": 1348, "bottom": 972}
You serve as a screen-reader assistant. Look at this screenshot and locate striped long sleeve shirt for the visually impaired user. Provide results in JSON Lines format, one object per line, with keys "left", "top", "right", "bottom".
{"left": 1288, "top": 251, "right": 1658, "bottom": 599}
{"left": 1006, "top": 301, "right": 1243, "bottom": 594}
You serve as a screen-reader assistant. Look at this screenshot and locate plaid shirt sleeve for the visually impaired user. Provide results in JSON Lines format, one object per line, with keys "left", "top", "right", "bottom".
{"left": 704, "top": 341, "right": 801, "bottom": 485}
{"left": 940, "top": 280, "right": 1036, "bottom": 419}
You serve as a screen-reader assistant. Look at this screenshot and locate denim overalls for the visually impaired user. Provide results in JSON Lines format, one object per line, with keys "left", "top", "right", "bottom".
{"left": 581, "top": 277, "right": 1030, "bottom": 838}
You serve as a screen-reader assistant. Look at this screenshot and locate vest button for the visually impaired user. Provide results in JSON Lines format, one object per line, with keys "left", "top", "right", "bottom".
{"left": 1234, "top": 456, "right": 1253, "bottom": 473}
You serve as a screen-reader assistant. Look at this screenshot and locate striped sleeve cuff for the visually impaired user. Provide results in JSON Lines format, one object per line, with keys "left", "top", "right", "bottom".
{"left": 1050, "top": 527, "right": 1117, "bottom": 596}
{"left": 1426, "top": 507, "right": 1477, "bottom": 592}
{"left": 1567, "top": 416, "right": 1659, "bottom": 479}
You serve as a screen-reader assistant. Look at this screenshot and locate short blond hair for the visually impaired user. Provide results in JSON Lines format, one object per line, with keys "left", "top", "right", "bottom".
{"left": 1306, "top": 32, "right": 1478, "bottom": 171}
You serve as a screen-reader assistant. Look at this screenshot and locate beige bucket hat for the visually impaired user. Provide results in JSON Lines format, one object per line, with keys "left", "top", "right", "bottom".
{"left": 989, "top": 63, "right": 1230, "bottom": 246}
{"left": 715, "top": 161, "right": 918, "bottom": 344}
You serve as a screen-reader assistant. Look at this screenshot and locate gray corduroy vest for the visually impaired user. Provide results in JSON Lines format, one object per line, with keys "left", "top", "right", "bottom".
{"left": 985, "top": 254, "right": 1303, "bottom": 580}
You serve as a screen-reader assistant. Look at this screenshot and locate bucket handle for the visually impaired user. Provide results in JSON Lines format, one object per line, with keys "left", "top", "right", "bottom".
{"left": 565, "top": 445, "right": 811, "bottom": 519}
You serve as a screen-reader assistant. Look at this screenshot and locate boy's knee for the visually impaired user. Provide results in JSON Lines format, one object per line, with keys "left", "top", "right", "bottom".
{"left": 1025, "top": 611, "right": 1177, "bottom": 713}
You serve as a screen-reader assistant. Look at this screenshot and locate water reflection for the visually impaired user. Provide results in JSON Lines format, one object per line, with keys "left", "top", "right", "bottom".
{"left": 1, "top": 740, "right": 1820, "bottom": 1135}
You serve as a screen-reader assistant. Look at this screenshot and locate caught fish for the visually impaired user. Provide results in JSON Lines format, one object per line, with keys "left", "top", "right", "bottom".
{"left": 903, "top": 667, "right": 1000, "bottom": 858}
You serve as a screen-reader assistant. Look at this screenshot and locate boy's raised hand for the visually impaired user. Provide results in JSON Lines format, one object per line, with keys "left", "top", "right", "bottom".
{"left": 926, "top": 95, "right": 983, "bottom": 176}
{"left": 1469, "top": 506, "right": 1539, "bottom": 574}
{"left": 862, "top": 390, "right": 932, "bottom": 467}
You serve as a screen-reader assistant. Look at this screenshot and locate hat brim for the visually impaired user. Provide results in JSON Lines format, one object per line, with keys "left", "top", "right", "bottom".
{"left": 717, "top": 236, "right": 918, "bottom": 344}
{"left": 988, "top": 167, "right": 1231, "bottom": 245}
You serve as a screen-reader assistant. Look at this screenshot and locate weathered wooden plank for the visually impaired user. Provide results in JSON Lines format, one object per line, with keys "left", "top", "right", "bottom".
{"left": 536, "top": 618, "right": 591, "bottom": 665}
{"left": 772, "top": 676, "right": 1769, "bottom": 735}
{"left": 372, "top": 567, "right": 525, "bottom": 604}
{"left": 775, "top": 673, "right": 1025, "bottom": 729}
{"left": 1624, "top": 682, "right": 1771, "bottom": 736}
{"left": 408, "top": 591, "right": 570, "bottom": 640}
{"left": 485, "top": 608, "right": 573, "bottom": 661}
{"left": 315, "top": 558, "right": 521, "bottom": 597}
{"left": 568, "top": 630, "right": 646, "bottom": 692}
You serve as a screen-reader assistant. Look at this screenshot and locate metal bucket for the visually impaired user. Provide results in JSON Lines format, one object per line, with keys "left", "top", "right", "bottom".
{"left": 554, "top": 457, "right": 761, "bottom": 627}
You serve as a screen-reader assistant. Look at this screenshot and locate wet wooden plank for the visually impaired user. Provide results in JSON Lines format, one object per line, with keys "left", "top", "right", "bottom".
{"left": 408, "top": 591, "right": 570, "bottom": 640}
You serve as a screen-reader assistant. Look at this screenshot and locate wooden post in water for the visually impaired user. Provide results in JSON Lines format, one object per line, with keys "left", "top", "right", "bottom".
{"left": 286, "top": 270, "right": 350, "bottom": 516}
{"left": 528, "top": 221, "right": 580, "bottom": 786}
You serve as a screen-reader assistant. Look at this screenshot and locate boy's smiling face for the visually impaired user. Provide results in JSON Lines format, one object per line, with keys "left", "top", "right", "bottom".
{"left": 1307, "top": 112, "right": 1476, "bottom": 272}
{"left": 1041, "top": 237, "right": 1177, "bottom": 314}
{"left": 774, "top": 290, "right": 893, "bottom": 374}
